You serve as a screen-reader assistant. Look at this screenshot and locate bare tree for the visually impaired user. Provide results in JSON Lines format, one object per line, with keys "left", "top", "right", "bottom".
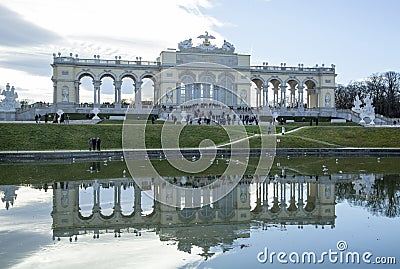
{"left": 335, "top": 71, "right": 400, "bottom": 117}
{"left": 383, "top": 71, "right": 400, "bottom": 117}
{"left": 367, "top": 73, "right": 386, "bottom": 115}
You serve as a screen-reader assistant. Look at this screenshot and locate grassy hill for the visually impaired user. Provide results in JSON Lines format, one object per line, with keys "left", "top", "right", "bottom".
{"left": 0, "top": 123, "right": 399, "bottom": 151}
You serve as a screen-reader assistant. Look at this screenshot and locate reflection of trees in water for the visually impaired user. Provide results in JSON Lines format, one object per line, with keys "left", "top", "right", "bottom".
{"left": 336, "top": 175, "right": 400, "bottom": 218}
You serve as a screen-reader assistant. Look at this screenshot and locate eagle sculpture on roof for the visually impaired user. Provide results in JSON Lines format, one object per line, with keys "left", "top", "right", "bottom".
{"left": 197, "top": 31, "right": 215, "bottom": 46}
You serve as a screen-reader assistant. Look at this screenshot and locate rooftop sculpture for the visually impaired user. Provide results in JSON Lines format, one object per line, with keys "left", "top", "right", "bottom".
{"left": 178, "top": 31, "right": 235, "bottom": 54}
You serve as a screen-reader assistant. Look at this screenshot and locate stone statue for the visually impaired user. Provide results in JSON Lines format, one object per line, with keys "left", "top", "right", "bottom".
{"left": 166, "top": 90, "right": 173, "bottom": 104}
{"left": 352, "top": 94, "right": 375, "bottom": 125}
{"left": 0, "top": 83, "right": 21, "bottom": 112}
{"left": 222, "top": 40, "right": 235, "bottom": 53}
{"left": 181, "top": 110, "right": 188, "bottom": 125}
{"left": 91, "top": 107, "right": 100, "bottom": 120}
{"left": 178, "top": 38, "right": 193, "bottom": 51}
{"left": 196, "top": 31, "right": 217, "bottom": 51}
{"left": 62, "top": 88, "right": 69, "bottom": 102}
{"left": 197, "top": 31, "right": 215, "bottom": 47}
{"left": 351, "top": 95, "right": 362, "bottom": 114}
{"left": 324, "top": 93, "right": 331, "bottom": 107}
{"left": 364, "top": 94, "right": 373, "bottom": 107}
{"left": 362, "top": 95, "right": 375, "bottom": 125}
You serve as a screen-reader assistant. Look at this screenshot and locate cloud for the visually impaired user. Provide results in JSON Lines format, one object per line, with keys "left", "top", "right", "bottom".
{"left": 0, "top": 0, "right": 225, "bottom": 102}
{"left": 0, "top": 4, "right": 60, "bottom": 47}
{"left": 0, "top": 51, "right": 52, "bottom": 76}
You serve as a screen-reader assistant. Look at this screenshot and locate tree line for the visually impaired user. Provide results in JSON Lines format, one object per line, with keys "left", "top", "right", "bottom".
{"left": 335, "top": 71, "right": 400, "bottom": 118}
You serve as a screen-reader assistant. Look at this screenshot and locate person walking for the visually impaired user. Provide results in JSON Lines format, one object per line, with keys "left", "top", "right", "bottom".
{"left": 89, "top": 137, "right": 93, "bottom": 151}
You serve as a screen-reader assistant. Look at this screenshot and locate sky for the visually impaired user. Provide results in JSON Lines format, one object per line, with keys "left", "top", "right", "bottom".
{"left": 0, "top": 0, "right": 399, "bottom": 103}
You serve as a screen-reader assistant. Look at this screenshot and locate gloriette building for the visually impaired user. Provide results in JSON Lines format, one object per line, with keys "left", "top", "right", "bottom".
{"left": 51, "top": 32, "right": 336, "bottom": 117}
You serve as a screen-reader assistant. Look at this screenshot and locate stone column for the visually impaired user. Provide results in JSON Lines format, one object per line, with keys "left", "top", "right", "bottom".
{"left": 134, "top": 183, "right": 142, "bottom": 214}
{"left": 74, "top": 81, "right": 80, "bottom": 104}
{"left": 256, "top": 88, "right": 259, "bottom": 107}
{"left": 289, "top": 88, "right": 295, "bottom": 108}
{"left": 176, "top": 83, "right": 181, "bottom": 105}
{"left": 176, "top": 188, "right": 181, "bottom": 208}
{"left": 135, "top": 81, "right": 142, "bottom": 110}
{"left": 113, "top": 183, "right": 121, "bottom": 214}
{"left": 118, "top": 84, "right": 122, "bottom": 105}
{"left": 263, "top": 83, "right": 269, "bottom": 108}
{"left": 155, "top": 81, "right": 161, "bottom": 105}
{"left": 315, "top": 87, "right": 320, "bottom": 108}
{"left": 298, "top": 86, "right": 304, "bottom": 111}
{"left": 114, "top": 80, "right": 122, "bottom": 107}
{"left": 263, "top": 182, "right": 268, "bottom": 206}
{"left": 281, "top": 85, "right": 287, "bottom": 110}
{"left": 52, "top": 80, "right": 57, "bottom": 104}
{"left": 92, "top": 181, "right": 101, "bottom": 213}
{"left": 93, "top": 80, "right": 101, "bottom": 106}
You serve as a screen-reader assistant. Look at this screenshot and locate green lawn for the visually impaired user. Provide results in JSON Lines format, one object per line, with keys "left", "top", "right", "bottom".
{"left": 0, "top": 123, "right": 399, "bottom": 151}
{"left": 0, "top": 123, "right": 238, "bottom": 150}
{"left": 284, "top": 126, "right": 400, "bottom": 148}
{"left": 0, "top": 123, "right": 123, "bottom": 151}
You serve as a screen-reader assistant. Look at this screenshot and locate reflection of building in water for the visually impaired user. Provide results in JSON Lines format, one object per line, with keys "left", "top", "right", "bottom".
{"left": 51, "top": 175, "right": 336, "bottom": 254}
{"left": 0, "top": 185, "right": 18, "bottom": 210}
{"left": 251, "top": 177, "right": 336, "bottom": 228}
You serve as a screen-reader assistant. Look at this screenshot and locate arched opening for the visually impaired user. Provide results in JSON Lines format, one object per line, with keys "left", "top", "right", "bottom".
{"left": 100, "top": 75, "right": 115, "bottom": 107}
{"left": 268, "top": 79, "right": 282, "bottom": 108}
{"left": 120, "top": 183, "right": 134, "bottom": 216}
{"left": 98, "top": 185, "right": 114, "bottom": 216}
{"left": 121, "top": 76, "right": 135, "bottom": 107}
{"left": 286, "top": 80, "right": 299, "bottom": 108}
{"left": 78, "top": 74, "right": 94, "bottom": 106}
{"left": 251, "top": 78, "right": 264, "bottom": 108}
{"left": 304, "top": 80, "right": 318, "bottom": 108}
{"left": 142, "top": 77, "right": 155, "bottom": 108}
{"left": 141, "top": 188, "right": 155, "bottom": 216}
{"left": 78, "top": 185, "right": 94, "bottom": 217}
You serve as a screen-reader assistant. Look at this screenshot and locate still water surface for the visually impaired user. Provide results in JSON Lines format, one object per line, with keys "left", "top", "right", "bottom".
{"left": 0, "top": 157, "right": 399, "bottom": 268}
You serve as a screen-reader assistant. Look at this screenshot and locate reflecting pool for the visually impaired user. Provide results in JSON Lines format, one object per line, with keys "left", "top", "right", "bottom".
{"left": 0, "top": 157, "right": 399, "bottom": 268}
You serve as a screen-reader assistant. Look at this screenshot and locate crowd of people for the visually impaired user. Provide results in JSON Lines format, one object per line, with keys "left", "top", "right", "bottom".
{"left": 167, "top": 102, "right": 260, "bottom": 126}
{"left": 34, "top": 113, "right": 70, "bottom": 124}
